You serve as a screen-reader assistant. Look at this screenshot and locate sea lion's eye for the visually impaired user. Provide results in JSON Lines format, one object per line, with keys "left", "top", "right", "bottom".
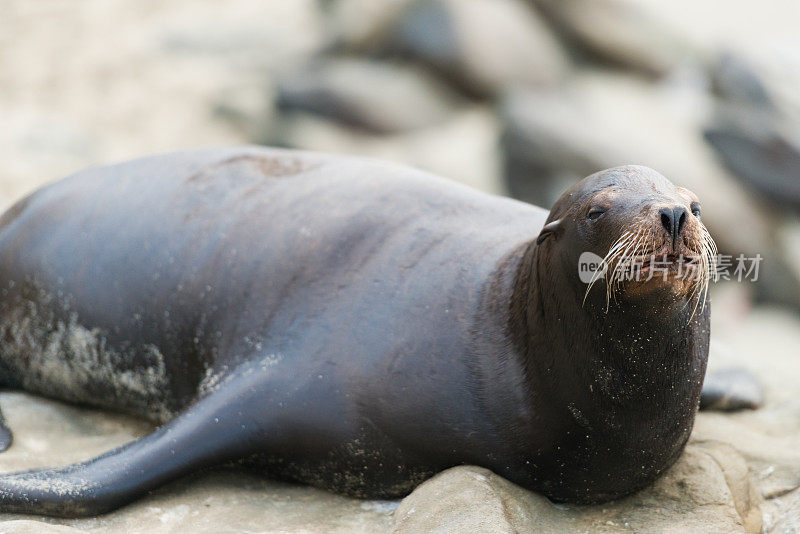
{"left": 587, "top": 207, "right": 606, "bottom": 221}
{"left": 690, "top": 203, "right": 701, "bottom": 218}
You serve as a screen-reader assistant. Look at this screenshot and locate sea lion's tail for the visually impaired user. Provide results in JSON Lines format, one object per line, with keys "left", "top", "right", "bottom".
{"left": 0, "top": 372, "right": 268, "bottom": 517}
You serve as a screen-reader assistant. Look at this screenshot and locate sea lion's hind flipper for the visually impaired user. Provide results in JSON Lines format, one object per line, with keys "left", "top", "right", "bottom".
{"left": 0, "top": 373, "right": 270, "bottom": 517}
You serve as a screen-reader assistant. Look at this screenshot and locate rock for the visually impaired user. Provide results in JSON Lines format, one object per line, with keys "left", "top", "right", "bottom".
{"left": 742, "top": 48, "right": 800, "bottom": 127}
{"left": 392, "top": 442, "right": 762, "bottom": 533}
{"left": 704, "top": 125, "right": 800, "bottom": 212}
{"left": 704, "top": 44, "right": 800, "bottom": 136}
{"left": 532, "top": 0, "right": 690, "bottom": 77}
{"left": 276, "top": 58, "right": 462, "bottom": 134}
{"left": 708, "top": 52, "right": 774, "bottom": 110}
{"left": 0, "top": 521, "right": 83, "bottom": 533}
{"left": 213, "top": 82, "right": 277, "bottom": 142}
{"left": 699, "top": 46, "right": 800, "bottom": 205}
{"left": 392, "top": 466, "right": 546, "bottom": 533}
{"left": 265, "top": 106, "right": 504, "bottom": 194}
{"left": 780, "top": 219, "right": 800, "bottom": 285}
{"left": 322, "top": 0, "right": 414, "bottom": 52}
{"left": 158, "top": 0, "right": 326, "bottom": 70}
{"left": 626, "top": 0, "right": 800, "bottom": 123}
{"left": 387, "top": 0, "right": 569, "bottom": 96}
{"left": 0, "top": 0, "right": 327, "bottom": 203}
{"left": 697, "top": 307, "right": 800, "bottom": 504}
{"left": 499, "top": 71, "right": 800, "bottom": 308}
{"left": 703, "top": 51, "right": 800, "bottom": 214}
{"left": 690, "top": 441, "right": 763, "bottom": 534}
{"left": 770, "top": 487, "right": 800, "bottom": 533}
{"left": 701, "top": 368, "right": 764, "bottom": 411}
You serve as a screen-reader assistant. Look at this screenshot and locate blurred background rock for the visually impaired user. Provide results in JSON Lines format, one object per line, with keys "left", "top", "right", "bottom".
{"left": 1, "top": 1, "right": 799, "bottom": 532}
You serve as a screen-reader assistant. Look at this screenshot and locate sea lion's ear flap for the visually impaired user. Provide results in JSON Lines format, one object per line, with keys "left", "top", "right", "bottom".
{"left": 536, "top": 219, "right": 562, "bottom": 245}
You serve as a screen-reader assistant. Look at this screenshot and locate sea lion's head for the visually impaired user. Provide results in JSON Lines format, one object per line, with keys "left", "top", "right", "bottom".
{"left": 536, "top": 165, "right": 716, "bottom": 311}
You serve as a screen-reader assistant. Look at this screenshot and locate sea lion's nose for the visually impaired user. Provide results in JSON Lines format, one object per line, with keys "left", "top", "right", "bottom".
{"left": 659, "top": 206, "right": 688, "bottom": 241}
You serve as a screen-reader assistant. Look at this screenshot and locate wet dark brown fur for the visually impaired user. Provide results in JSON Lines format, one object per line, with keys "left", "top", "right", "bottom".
{"left": 0, "top": 148, "right": 710, "bottom": 516}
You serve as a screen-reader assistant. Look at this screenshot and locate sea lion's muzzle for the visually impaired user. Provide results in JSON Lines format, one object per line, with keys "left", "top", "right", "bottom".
{"left": 583, "top": 196, "right": 716, "bottom": 308}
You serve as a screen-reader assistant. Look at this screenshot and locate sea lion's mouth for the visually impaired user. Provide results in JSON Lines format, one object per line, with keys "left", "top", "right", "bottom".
{"left": 630, "top": 253, "right": 701, "bottom": 274}
{"left": 618, "top": 244, "right": 708, "bottom": 286}
{"left": 583, "top": 225, "right": 716, "bottom": 318}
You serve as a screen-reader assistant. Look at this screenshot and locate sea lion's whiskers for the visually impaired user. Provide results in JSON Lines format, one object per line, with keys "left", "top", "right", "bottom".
{"left": 628, "top": 229, "right": 652, "bottom": 280}
{"left": 583, "top": 230, "right": 634, "bottom": 307}
{"left": 607, "top": 232, "right": 635, "bottom": 302}
{"left": 687, "top": 248, "right": 706, "bottom": 318}
{"left": 700, "top": 226, "right": 717, "bottom": 296}
{"left": 688, "top": 224, "right": 717, "bottom": 320}
{"left": 609, "top": 226, "right": 647, "bottom": 303}
{"left": 584, "top": 231, "right": 631, "bottom": 305}
{"left": 603, "top": 229, "right": 640, "bottom": 306}
{"left": 608, "top": 225, "right": 651, "bottom": 306}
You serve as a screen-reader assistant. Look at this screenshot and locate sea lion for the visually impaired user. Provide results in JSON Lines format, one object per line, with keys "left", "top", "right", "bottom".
{"left": 0, "top": 147, "right": 716, "bottom": 517}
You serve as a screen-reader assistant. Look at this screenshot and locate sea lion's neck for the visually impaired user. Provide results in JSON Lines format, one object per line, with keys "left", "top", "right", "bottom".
{"left": 469, "top": 237, "right": 708, "bottom": 491}
{"left": 509, "top": 240, "right": 708, "bottom": 415}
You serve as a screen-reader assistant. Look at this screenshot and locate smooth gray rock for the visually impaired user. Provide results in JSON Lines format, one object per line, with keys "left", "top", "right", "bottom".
{"left": 387, "top": 0, "right": 569, "bottom": 96}
{"left": 709, "top": 52, "right": 774, "bottom": 110}
{"left": 704, "top": 51, "right": 800, "bottom": 213}
{"left": 705, "top": 123, "right": 800, "bottom": 212}
{"left": 264, "top": 106, "right": 504, "bottom": 195}
{"left": 276, "top": 58, "right": 462, "bottom": 134}
{"left": 323, "top": 0, "right": 414, "bottom": 52}
{"left": 392, "top": 442, "right": 762, "bottom": 533}
{"left": 532, "top": 0, "right": 689, "bottom": 77}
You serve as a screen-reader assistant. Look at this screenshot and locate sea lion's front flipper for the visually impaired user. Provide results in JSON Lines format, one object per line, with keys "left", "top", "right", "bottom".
{"left": 700, "top": 368, "right": 764, "bottom": 412}
{"left": 0, "top": 371, "right": 271, "bottom": 517}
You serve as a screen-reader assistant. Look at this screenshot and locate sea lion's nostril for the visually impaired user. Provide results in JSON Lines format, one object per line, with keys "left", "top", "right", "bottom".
{"left": 659, "top": 206, "right": 688, "bottom": 241}
{"left": 675, "top": 207, "right": 687, "bottom": 238}
{"left": 660, "top": 207, "right": 674, "bottom": 235}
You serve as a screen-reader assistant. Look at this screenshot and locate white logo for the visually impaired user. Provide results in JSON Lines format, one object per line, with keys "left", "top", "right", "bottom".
{"left": 578, "top": 252, "right": 607, "bottom": 284}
